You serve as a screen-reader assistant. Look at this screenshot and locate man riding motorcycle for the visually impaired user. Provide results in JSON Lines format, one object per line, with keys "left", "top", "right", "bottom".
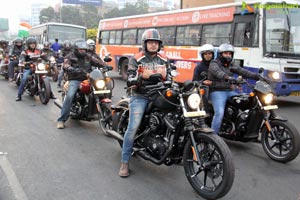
{"left": 208, "top": 43, "right": 260, "bottom": 134}
{"left": 8, "top": 38, "right": 24, "bottom": 81}
{"left": 57, "top": 40, "right": 72, "bottom": 88}
{"left": 118, "top": 28, "right": 170, "bottom": 178}
{"left": 56, "top": 40, "right": 106, "bottom": 129}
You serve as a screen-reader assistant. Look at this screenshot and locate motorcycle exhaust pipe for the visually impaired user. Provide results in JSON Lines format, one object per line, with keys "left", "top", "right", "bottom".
{"left": 106, "top": 130, "right": 124, "bottom": 141}
{"left": 54, "top": 99, "right": 62, "bottom": 109}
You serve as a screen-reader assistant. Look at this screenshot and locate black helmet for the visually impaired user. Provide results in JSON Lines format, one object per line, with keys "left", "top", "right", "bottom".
{"left": 218, "top": 43, "right": 234, "bottom": 65}
{"left": 26, "top": 37, "right": 37, "bottom": 49}
{"left": 14, "top": 38, "right": 23, "bottom": 47}
{"left": 73, "top": 39, "right": 87, "bottom": 57}
{"left": 141, "top": 29, "right": 162, "bottom": 52}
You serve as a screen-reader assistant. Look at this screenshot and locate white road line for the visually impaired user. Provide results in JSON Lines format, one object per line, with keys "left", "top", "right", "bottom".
{"left": 0, "top": 153, "right": 28, "bottom": 200}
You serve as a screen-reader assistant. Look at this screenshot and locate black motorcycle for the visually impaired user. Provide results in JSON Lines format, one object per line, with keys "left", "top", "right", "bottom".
{"left": 54, "top": 65, "right": 114, "bottom": 134}
{"left": 18, "top": 55, "right": 51, "bottom": 104}
{"left": 108, "top": 72, "right": 235, "bottom": 199}
{"left": 206, "top": 69, "right": 300, "bottom": 163}
{"left": 0, "top": 49, "right": 9, "bottom": 79}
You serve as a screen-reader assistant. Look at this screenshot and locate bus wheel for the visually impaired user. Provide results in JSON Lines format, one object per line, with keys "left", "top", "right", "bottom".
{"left": 120, "top": 59, "right": 128, "bottom": 81}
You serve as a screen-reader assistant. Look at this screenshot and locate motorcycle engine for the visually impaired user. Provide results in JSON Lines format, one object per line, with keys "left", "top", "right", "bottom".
{"left": 139, "top": 112, "right": 169, "bottom": 159}
{"left": 224, "top": 105, "right": 249, "bottom": 134}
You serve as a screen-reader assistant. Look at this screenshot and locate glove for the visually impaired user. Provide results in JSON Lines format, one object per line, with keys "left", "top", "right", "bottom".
{"left": 127, "top": 75, "right": 138, "bottom": 87}
{"left": 67, "top": 67, "right": 74, "bottom": 73}
{"left": 226, "top": 76, "right": 237, "bottom": 84}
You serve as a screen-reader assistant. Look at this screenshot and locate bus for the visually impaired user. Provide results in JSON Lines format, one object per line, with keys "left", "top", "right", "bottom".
{"left": 96, "top": 0, "right": 300, "bottom": 96}
{"left": 29, "top": 22, "right": 87, "bottom": 49}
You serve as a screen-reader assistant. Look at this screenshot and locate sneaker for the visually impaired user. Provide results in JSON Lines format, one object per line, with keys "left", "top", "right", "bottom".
{"left": 15, "top": 96, "right": 22, "bottom": 101}
{"left": 57, "top": 121, "right": 65, "bottom": 129}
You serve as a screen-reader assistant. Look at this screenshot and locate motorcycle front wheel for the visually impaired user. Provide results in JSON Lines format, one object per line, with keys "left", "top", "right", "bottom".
{"left": 98, "top": 103, "right": 112, "bottom": 135}
{"left": 183, "top": 133, "right": 235, "bottom": 200}
{"left": 261, "top": 119, "right": 300, "bottom": 163}
{"left": 39, "top": 77, "right": 51, "bottom": 105}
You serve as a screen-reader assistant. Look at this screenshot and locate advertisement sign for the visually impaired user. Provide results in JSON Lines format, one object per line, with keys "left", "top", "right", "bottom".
{"left": 0, "top": 18, "right": 9, "bottom": 31}
{"left": 63, "top": 0, "right": 101, "bottom": 6}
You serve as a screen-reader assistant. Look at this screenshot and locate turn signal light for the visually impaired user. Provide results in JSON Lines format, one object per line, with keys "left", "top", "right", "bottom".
{"left": 166, "top": 90, "right": 173, "bottom": 97}
{"left": 199, "top": 89, "right": 205, "bottom": 95}
{"left": 249, "top": 92, "right": 255, "bottom": 97}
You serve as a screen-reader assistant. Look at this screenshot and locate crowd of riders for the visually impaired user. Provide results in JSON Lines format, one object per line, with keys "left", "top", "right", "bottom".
{"left": 0, "top": 28, "right": 280, "bottom": 180}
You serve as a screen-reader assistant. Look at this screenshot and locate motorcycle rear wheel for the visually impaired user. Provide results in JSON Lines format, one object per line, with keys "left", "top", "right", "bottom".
{"left": 183, "top": 133, "right": 235, "bottom": 200}
{"left": 98, "top": 103, "right": 112, "bottom": 136}
{"left": 261, "top": 119, "right": 300, "bottom": 163}
{"left": 51, "top": 67, "right": 59, "bottom": 82}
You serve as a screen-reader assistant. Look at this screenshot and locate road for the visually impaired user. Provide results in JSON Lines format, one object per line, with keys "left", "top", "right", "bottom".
{"left": 0, "top": 77, "right": 299, "bottom": 200}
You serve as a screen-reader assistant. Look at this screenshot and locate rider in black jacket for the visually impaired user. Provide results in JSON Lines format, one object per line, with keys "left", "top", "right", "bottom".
{"left": 208, "top": 43, "right": 260, "bottom": 135}
{"left": 8, "top": 38, "right": 24, "bottom": 81}
{"left": 56, "top": 39, "right": 105, "bottom": 129}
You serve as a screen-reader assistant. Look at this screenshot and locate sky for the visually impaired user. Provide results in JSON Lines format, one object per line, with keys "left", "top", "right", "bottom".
{"left": 0, "top": 0, "right": 59, "bottom": 33}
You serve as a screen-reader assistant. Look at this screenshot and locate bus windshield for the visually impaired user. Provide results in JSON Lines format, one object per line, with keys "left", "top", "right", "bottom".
{"left": 265, "top": 5, "right": 300, "bottom": 58}
{"left": 48, "top": 25, "right": 86, "bottom": 43}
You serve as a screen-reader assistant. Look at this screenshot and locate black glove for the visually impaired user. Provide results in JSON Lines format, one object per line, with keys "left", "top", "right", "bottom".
{"left": 127, "top": 75, "right": 138, "bottom": 87}
{"left": 226, "top": 76, "right": 237, "bottom": 84}
{"left": 67, "top": 67, "right": 74, "bottom": 73}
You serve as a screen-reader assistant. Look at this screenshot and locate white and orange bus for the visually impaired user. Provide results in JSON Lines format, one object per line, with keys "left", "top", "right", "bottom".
{"left": 96, "top": 0, "right": 300, "bottom": 96}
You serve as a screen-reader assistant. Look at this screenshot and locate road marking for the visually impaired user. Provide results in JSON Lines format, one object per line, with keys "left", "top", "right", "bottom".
{"left": 0, "top": 152, "right": 28, "bottom": 200}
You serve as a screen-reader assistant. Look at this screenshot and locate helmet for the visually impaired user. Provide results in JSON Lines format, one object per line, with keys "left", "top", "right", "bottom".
{"left": 14, "top": 38, "right": 23, "bottom": 47}
{"left": 86, "top": 39, "right": 95, "bottom": 52}
{"left": 141, "top": 29, "right": 162, "bottom": 52}
{"left": 43, "top": 41, "right": 51, "bottom": 49}
{"left": 63, "top": 40, "right": 72, "bottom": 50}
{"left": 218, "top": 43, "right": 234, "bottom": 65}
{"left": 200, "top": 44, "right": 214, "bottom": 61}
{"left": 73, "top": 39, "right": 87, "bottom": 58}
{"left": 26, "top": 37, "right": 37, "bottom": 50}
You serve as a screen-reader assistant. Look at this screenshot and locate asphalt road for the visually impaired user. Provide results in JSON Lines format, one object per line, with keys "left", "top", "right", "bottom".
{"left": 0, "top": 76, "right": 299, "bottom": 200}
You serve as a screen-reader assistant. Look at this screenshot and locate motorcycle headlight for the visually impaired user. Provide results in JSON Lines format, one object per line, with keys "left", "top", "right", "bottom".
{"left": 263, "top": 93, "right": 274, "bottom": 104}
{"left": 187, "top": 93, "right": 201, "bottom": 110}
{"left": 95, "top": 80, "right": 106, "bottom": 89}
{"left": 37, "top": 63, "right": 45, "bottom": 70}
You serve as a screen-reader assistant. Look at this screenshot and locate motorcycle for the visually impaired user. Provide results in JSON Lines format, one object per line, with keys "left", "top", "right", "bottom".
{"left": 47, "top": 55, "right": 60, "bottom": 82}
{"left": 0, "top": 48, "right": 9, "bottom": 79}
{"left": 206, "top": 68, "right": 300, "bottom": 163}
{"left": 18, "top": 54, "right": 52, "bottom": 104}
{"left": 107, "top": 68, "right": 235, "bottom": 200}
{"left": 54, "top": 65, "right": 114, "bottom": 134}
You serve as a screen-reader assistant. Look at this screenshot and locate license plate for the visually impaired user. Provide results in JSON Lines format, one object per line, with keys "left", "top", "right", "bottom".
{"left": 184, "top": 110, "right": 206, "bottom": 117}
{"left": 94, "top": 90, "right": 110, "bottom": 94}
{"left": 290, "top": 91, "right": 300, "bottom": 96}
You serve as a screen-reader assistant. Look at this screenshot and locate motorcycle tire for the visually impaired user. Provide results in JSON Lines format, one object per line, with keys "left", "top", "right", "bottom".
{"left": 261, "top": 119, "right": 300, "bottom": 163}
{"left": 51, "top": 67, "right": 59, "bottom": 82}
{"left": 183, "top": 133, "right": 235, "bottom": 200}
{"left": 111, "top": 101, "right": 129, "bottom": 147}
{"left": 39, "top": 77, "right": 51, "bottom": 105}
{"left": 98, "top": 103, "right": 112, "bottom": 136}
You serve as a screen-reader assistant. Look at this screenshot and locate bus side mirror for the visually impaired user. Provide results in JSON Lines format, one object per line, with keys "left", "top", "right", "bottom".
{"left": 258, "top": 67, "right": 264, "bottom": 74}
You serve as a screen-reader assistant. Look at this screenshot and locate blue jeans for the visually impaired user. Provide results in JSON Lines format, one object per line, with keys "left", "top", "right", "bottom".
{"left": 57, "top": 68, "right": 64, "bottom": 86}
{"left": 8, "top": 60, "right": 18, "bottom": 79}
{"left": 121, "top": 96, "right": 150, "bottom": 163}
{"left": 57, "top": 80, "right": 81, "bottom": 122}
{"left": 17, "top": 69, "right": 32, "bottom": 96}
{"left": 209, "top": 91, "right": 237, "bottom": 134}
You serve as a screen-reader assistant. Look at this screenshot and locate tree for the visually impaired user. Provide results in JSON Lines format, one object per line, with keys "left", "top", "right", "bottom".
{"left": 61, "top": 6, "right": 84, "bottom": 26}
{"left": 104, "top": 0, "right": 149, "bottom": 19}
{"left": 81, "top": 5, "right": 100, "bottom": 29}
{"left": 39, "top": 7, "right": 55, "bottom": 23}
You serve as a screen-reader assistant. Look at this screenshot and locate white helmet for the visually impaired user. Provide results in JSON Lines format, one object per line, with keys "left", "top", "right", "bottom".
{"left": 200, "top": 44, "right": 214, "bottom": 54}
{"left": 86, "top": 39, "right": 95, "bottom": 46}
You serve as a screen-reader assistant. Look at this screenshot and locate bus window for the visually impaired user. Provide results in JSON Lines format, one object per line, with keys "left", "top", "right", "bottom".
{"left": 137, "top": 29, "right": 146, "bottom": 45}
{"left": 109, "top": 31, "right": 116, "bottom": 44}
{"left": 100, "top": 31, "right": 109, "bottom": 44}
{"left": 201, "top": 23, "right": 231, "bottom": 46}
{"left": 115, "top": 30, "right": 122, "bottom": 44}
{"left": 122, "top": 29, "right": 137, "bottom": 45}
{"left": 233, "top": 23, "right": 251, "bottom": 47}
{"left": 176, "top": 25, "right": 201, "bottom": 46}
{"left": 157, "top": 26, "right": 175, "bottom": 46}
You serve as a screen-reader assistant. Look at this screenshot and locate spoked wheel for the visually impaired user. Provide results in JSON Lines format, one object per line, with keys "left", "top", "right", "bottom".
{"left": 261, "top": 120, "right": 300, "bottom": 163}
{"left": 39, "top": 77, "right": 51, "bottom": 105}
{"left": 98, "top": 103, "right": 112, "bottom": 136}
{"left": 183, "top": 133, "right": 235, "bottom": 200}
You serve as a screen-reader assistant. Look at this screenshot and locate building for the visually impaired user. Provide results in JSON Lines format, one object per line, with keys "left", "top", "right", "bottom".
{"left": 30, "top": 3, "right": 49, "bottom": 26}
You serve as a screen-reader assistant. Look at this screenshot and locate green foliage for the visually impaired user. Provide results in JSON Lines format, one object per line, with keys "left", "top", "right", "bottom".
{"left": 87, "top": 29, "right": 98, "bottom": 41}
{"left": 104, "top": 0, "right": 149, "bottom": 19}
{"left": 39, "top": 7, "right": 55, "bottom": 23}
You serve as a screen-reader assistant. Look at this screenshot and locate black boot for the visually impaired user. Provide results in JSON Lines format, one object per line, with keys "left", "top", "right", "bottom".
{"left": 15, "top": 95, "right": 22, "bottom": 101}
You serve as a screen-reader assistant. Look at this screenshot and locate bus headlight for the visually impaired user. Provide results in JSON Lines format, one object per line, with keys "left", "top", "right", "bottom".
{"left": 37, "top": 63, "right": 46, "bottom": 70}
{"left": 269, "top": 71, "right": 280, "bottom": 80}
{"left": 187, "top": 93, "right": 201, "bottom": 110}
{"left": 263, "top": 93, "right": 274, "bottom": 104}
{"left": 95, "top": 80, "right": 106, "bottom": 89}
